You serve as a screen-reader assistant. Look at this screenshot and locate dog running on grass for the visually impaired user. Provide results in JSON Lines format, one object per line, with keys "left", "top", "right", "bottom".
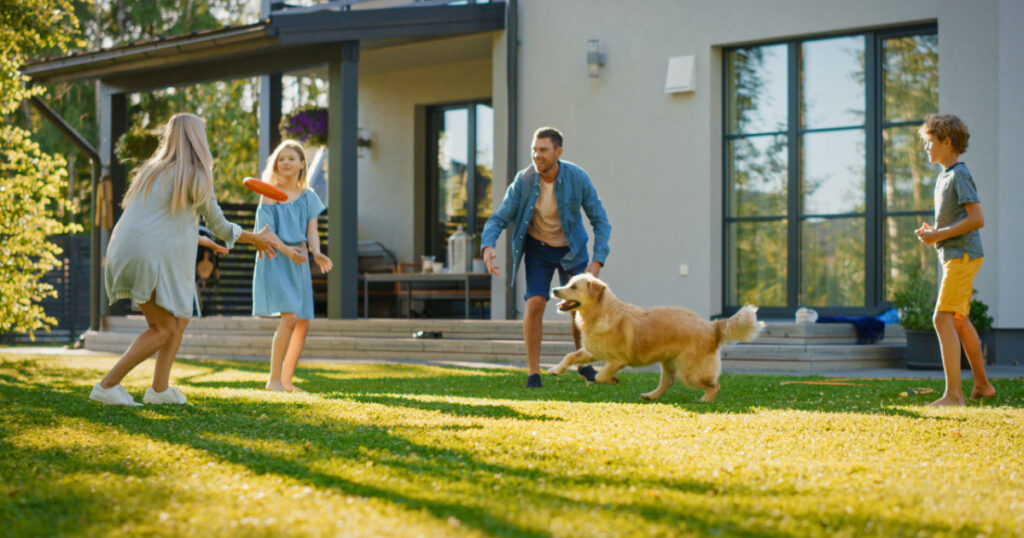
{"left": 548, "top": 273, "right": 759, "bottom": 402}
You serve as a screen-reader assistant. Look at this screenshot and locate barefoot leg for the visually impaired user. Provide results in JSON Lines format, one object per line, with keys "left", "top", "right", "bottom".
{"left": 955, "top": 317, "right": 996, "bottom": 400}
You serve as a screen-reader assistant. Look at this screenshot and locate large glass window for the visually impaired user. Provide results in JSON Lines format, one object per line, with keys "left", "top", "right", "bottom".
{"left": 426, "top": 102, "right": 494, "bottom": 264}
{"left": 724, "top": 27, "right": 937, "bottom": 314}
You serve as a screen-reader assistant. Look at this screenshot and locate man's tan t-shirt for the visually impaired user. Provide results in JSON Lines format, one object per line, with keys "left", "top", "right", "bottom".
{"left": 527, "top": 178, "right": 567, "bottom": 246}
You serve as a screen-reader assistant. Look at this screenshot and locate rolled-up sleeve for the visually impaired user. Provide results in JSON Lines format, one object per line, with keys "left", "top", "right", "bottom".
{"left": 581, "top": 177, "right": 611, "bottom": 265}
{"left": 197, "top": 192, "right": 242, "bottom": 249}
{"left": 481, "top": 174, "right": 524, "bottom": 251}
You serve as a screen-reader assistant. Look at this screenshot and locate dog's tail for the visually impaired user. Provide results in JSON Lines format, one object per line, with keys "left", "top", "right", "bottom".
{"left": 714, "top": 305, "right": 760, "bottom": 344}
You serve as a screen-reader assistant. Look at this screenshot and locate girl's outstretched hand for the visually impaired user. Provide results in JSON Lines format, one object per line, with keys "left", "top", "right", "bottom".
{"left": 284, "top": 245, "right": 308, "bottom": 265}
{"left": 313, "top": 252, "right": 333, "bottom": 273}
{"left": 198, "top": 235, "right": 229, "bottom": 254}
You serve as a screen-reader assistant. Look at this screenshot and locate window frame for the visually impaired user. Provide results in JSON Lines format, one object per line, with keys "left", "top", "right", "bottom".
{"left": 721, "top": 24, "right": 938, "bottom": 318}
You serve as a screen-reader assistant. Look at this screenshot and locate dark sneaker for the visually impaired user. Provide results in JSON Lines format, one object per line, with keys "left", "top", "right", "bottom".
{"left": 525, "top": 373, "right": 543, "bottom": 388}
{"left": 577, "top": 365, "right": 597, "bottom": 383}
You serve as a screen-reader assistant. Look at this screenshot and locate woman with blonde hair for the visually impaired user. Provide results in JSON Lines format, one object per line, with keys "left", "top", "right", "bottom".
{"left": 90, "top": 113, "right": 291, "bottom": 406}
{"left": 251, "top": 140, "right": 332, "bottom": 392}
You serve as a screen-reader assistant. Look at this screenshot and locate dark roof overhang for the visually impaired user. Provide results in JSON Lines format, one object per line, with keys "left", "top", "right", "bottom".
{"left": 22, "top": 2, "right": 505, "bottom": 92}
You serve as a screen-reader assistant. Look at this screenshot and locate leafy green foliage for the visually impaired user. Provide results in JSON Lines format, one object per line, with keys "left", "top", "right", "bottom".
{"left": 1, "top": 0, "right": 83, "bottom": 338}
{"left": 2, "top": 354, "right": 1023, "bottom": 536}
{"left": 969, "top": 293, "right": 994, "bottom": 332}
{"left": 114, "top": 125, "right": 160, "bottom": 170}
{"left": 890, "top": 267, "right": 936, "bottom": 331}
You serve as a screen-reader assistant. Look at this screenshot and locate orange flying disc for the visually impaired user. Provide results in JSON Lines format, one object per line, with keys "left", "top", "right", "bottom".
{"left": 243, "top": 177, "right": 288, "bottom": 202}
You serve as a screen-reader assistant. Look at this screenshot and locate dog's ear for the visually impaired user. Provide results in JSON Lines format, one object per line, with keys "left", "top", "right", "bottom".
{"left": 587, "top": 279, "right": 606, "bottom": 302}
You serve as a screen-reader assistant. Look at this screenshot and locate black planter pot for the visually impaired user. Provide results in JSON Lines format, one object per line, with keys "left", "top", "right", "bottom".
{"left": 904, "top": 329, "right": 942, "bottom": 369}
{"left": 903, "top": 328, "right": 992, "bottom": 369}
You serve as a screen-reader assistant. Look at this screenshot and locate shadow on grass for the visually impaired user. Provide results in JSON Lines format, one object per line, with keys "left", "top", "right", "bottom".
{"left": 186, "top": 359, "right": 1024, "bottom": 416}
{"left": 1, "top": 358, "right": 1013, "bottom": 537}
{"left": 0, "top": 361, "right": 845, "bottom": 537}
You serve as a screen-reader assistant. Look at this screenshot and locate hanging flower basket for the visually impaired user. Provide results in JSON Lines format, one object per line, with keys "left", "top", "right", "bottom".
{"left": 279, "top": 106, "right": 328, "bottom": 146}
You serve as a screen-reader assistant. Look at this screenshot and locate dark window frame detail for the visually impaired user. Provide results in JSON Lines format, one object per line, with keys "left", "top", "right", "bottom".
{"left": 425, "top": 99, "right": 493, "bottom": 262}
{"left": 721, "top": 24, "right": 938, "bottom": 318}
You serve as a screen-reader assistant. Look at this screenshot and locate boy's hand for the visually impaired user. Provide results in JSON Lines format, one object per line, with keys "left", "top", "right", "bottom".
{"left": 313, "top": 252, "right": 333, "bottom": 273}
{"left": 914, "top": 222, "right": 940, "bottom": 245}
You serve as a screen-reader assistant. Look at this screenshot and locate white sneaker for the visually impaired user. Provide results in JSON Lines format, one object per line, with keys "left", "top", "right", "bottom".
{"left": 89, "top": 383, "right": 142, "bottom": 406}
{"left": 143, "top": 386, "right": 188, "bottom": 405}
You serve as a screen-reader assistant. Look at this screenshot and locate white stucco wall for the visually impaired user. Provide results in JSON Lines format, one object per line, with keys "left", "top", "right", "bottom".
{"left": 494, "top": 0, "right": 1022, "bottom": 326}
{"left": 994, "top": 0, "right": 1024, "bottom": 328}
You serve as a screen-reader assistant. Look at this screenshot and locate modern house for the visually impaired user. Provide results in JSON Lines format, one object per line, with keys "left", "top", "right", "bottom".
{"left": 23, "top": 0, "right": 1024, "bottom": 360}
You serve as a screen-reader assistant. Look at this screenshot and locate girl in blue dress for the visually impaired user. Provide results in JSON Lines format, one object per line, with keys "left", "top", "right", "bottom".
{"left": 252, "top": 140, "right": 333, "bottom": 392}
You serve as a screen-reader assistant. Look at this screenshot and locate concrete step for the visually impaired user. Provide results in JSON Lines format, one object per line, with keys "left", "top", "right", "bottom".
{"left": 101, "top": 315, "right": 574, "bottom": 340}
{"left": 83, "top": 331, "right": 573, "bottom": 363}
{"left": 100, "top": 316, "right": 904, "bottom": 344}
{"left": 85, "top": 316, "right": 906, "bottom": 371}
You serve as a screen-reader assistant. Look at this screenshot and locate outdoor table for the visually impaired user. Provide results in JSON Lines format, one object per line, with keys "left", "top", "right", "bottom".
{"left": 360, "top": 272, "right": 491, "bottom": 319}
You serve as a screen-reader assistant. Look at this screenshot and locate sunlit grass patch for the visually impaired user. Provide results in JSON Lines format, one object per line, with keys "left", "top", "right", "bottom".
{"left": 1, "top": 352, "right": 1023, "bottom": 537}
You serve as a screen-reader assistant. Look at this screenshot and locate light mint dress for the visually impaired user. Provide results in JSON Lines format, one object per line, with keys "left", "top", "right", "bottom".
{"left": 105, "top": 172, "right": 242, "bottom": 318}
{"left": 251, "top": 189, "right": 325, "bottom": 319}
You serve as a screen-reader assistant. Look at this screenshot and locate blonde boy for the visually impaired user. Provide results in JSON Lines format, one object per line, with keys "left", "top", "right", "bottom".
{"left": 915, "top": 114, "right": 995, "bottom": 406}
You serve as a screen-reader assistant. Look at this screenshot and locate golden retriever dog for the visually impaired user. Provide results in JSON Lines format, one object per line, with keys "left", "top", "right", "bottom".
{"left": 548, "top": 273, "right": 759, "bottom": 402}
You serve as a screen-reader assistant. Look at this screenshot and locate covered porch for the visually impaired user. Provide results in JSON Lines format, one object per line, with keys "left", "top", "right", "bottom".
{"left": 22, "top": 0, "right": 513, "bottom": 328}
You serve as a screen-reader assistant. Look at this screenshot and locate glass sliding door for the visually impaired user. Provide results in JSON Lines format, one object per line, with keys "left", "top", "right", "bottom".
{"left": 426, "top": 102, "right": 494, "bottom": 266}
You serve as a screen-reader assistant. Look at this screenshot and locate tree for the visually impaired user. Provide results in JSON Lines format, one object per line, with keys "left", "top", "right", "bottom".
{"left": 1, "top": 0, "right": 83, "bottom": 338}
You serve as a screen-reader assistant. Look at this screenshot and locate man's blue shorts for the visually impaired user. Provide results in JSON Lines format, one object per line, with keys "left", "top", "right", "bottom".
{"left": 523, "top": 235, "right": 587, "bottom": 301}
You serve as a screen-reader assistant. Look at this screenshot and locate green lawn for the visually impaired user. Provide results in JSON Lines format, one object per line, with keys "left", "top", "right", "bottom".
{"left": 2, "top": 352, "right": 1023, "bottom": 537}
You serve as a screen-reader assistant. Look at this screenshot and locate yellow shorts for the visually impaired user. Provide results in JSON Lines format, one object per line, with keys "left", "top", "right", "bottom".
{"left": 936, "top": 254, "right": 983, "bottom": 318}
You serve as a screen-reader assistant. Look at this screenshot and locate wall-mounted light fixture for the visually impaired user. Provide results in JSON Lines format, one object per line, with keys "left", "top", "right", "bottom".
{"left": 357, "top": 126, "right": 371, "bottom": 158}
{"left": 587, "top": 39, "right": 605, "bottom": 78}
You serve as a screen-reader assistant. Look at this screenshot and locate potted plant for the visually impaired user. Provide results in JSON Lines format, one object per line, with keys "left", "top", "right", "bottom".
{"left": 968, "top": 294, "right": 995, "bottom": 365}
{"left": 890, "top": 271, "right": 939, "bottom": 369}
{"left": 279, "top": 106, "right": 329, "bottom": 147}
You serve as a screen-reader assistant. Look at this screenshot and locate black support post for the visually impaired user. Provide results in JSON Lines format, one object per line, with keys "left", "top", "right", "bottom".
{"left": 259, "top": 74, "right": 282, "bottom": 173}
{"left": 327, "top": 41, "right": 359, "bottom": 319}
{"left": 99, "top": 86, "right": 127, "bottom": 316}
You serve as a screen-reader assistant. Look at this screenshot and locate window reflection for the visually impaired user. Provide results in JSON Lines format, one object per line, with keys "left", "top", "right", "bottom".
{"left": 429, "top": 103, "right": 494, "bottom": 264}
{"left": 801, "top": 217, "right": 865, "bottom": 306}
{"left": 883, "top": 125, "right": 935, "bottom": 212}
{"left": 802, "top": 130, "right": 865, "bottom": 215}
{"left": 724, "top": 29, "right": 936, "bottom": 310}
{"left": 726, "top": 44, "right": 788, "bottom": 135}
{"left": 727, "top": 220, "right": 787, "bottom": 306}
{"left": 884, "top": 216, "right": 938, "bottom": 302}
{"left": 883, "top": 35, "right": 938, "bottom": 123}
{"left": 802, "top": 36, "right": 865, "bottom": 129}
{"left": 727, "top": 135, "right": 788, "bottom": 217}
{"left": 474, "top": 104, "right": 494, "bottom": 249}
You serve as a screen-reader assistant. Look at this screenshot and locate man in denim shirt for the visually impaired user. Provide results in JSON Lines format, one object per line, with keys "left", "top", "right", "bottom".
{"left": 481, "top": 127, "right": 611, "bottom": 388}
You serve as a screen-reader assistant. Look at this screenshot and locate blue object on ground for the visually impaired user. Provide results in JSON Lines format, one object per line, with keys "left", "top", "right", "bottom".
{"left": 816, "top": 315, "right": 886, "bottom": 344}
{"left": 877, "top": 308, "right": 900, "bottom": 324}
